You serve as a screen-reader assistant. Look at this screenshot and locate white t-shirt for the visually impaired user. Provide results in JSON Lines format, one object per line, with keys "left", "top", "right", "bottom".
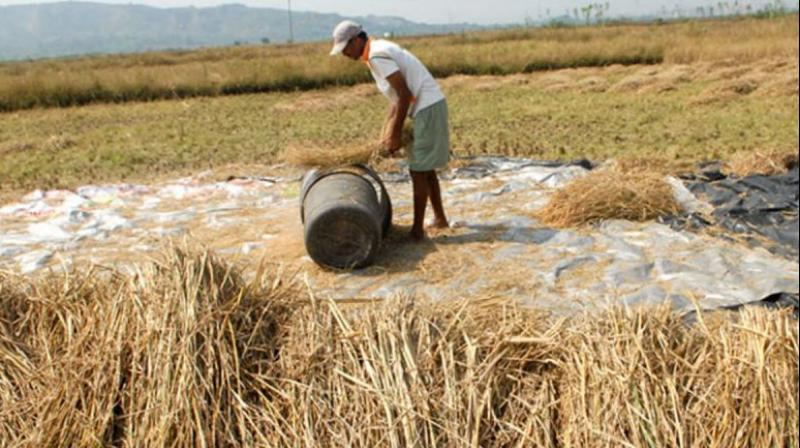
{"left": 365, "top": 39, "right": 445, "bottom": 117}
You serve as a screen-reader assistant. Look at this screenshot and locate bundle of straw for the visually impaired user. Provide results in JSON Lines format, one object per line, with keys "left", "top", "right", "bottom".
{"left": 0, "top": 248, "right": 299, "bottom": 446}
{"left": 724, "top": 148, "right": 799, "bottom": 177}
{"left": 270, "top": 295, "right": 799, "bottom": 447}
{"left": 280, "top": 123, "right": 414, "bottom": 169}
{"left": 1, "top": 246, "right": 797, "bottom": 447}
{"left": 281, "top": 141, "right": 381, "bottom": 168}
{"left": 536, "top": 165, "right": 683, "bottom": 227}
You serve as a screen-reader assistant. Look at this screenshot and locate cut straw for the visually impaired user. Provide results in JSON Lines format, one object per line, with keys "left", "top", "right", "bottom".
{"left": 1, "top": 245, "right": 797, "bottom": 446}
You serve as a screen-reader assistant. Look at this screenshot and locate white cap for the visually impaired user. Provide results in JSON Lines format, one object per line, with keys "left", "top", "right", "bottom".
{"left": 330, "top": 20, "right": 363, "bottom": 55}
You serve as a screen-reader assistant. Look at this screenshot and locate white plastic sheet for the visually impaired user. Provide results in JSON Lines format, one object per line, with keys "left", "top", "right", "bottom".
{"left": 1, "top": 158, "right": 796, "bottom": 313}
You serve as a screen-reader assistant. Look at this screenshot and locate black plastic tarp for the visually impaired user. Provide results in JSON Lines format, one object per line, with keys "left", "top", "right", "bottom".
{"left": 667, "top": 165, "right": 799, "bottom": 259}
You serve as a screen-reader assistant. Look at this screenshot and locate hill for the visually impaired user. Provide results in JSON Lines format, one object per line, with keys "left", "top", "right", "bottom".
{"left": 0, "top": 1, "right": 482, "bottom": 61}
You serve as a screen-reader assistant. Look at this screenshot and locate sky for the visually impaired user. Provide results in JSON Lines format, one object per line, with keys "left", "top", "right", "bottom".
{"left": 0, "top": 0, "right": 789, "bottom": 25}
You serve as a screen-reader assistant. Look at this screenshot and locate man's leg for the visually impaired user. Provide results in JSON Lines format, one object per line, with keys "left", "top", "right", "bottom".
{"left": 427, "top": 171, "right": 448, "bottom": 228}
{"left": 410, "top": 170, "right": 429, "bottom": 241}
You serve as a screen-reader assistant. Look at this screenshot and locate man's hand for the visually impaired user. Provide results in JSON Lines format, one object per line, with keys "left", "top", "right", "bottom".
{"left": 383, "top": 132, "right": 402, "bottom": 155}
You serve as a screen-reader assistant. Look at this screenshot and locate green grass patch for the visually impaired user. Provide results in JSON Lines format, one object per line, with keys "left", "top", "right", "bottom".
{"left": 1, "top": 69, "right": 796, "bottom": 196}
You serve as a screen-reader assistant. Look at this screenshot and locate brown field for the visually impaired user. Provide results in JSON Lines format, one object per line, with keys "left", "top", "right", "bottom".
{"left": 0, "top": 15, "right": 796, "bottom": 112}
{"left": 1, "top": 14, "right": 798, "bottom": 447}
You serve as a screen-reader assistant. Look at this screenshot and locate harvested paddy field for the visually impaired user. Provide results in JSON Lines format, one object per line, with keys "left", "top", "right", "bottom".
{"left": 1, "top": 55, "right": 797, "bottom": 198}
{"left": 1, "top": 14, "right": 798, "bottom": 447}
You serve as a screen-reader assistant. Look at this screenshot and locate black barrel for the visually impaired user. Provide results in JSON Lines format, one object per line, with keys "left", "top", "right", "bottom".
{"left": 300, "top": 164, "right": 392, "bottom": 269}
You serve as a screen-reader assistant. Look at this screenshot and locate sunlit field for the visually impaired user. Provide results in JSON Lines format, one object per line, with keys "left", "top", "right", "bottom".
{"left": 1, "top": 53, "right": 797, "bottom": 197}
{"left": 1, "top": 13, "right": 798, "bottom": 447}
{"left": 0, "top": 14, "right": 797, "bottom": 198}
{"left": 0, "top": 14, "right": 796, "bottom": 111}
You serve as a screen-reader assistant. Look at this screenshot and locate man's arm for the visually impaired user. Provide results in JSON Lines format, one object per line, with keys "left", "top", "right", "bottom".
{"left": 383, "top": 71, "right": 413, "bottom": 154}
{"left": 382, "top": 103, "right": 397, "bottom": 146}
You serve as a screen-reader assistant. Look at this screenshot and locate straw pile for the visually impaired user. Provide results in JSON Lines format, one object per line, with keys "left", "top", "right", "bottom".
{"left": 724, "top": 148, "right": 799, "bottom": 177}
{"left": 1, "top": 246, "right": 798, "bottom": 447}
{"left": 0, "top": 249, "right": 298, "bottom": 446}
{"left": 536, "top": 163, "right": 683, "bottom": 228}
{"left": 281, "top": 141, "right": 379, "bottom": 168}
{"left": 281, "top": 124, "right": 413, "bottom": 170}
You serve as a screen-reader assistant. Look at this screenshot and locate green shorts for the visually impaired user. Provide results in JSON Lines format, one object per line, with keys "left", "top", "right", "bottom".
{"left": 409, "top": 99, "right": 450, "bottom": 172}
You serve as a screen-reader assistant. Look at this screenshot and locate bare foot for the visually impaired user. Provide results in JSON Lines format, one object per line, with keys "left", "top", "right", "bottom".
{"left": 409, "top": 227, "right": 425, "bottom": 241}
{"left": 429, "top": 218, "right": 449, "bottom": 229}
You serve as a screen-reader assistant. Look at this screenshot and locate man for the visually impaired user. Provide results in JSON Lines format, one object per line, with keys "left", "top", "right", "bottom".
{"left": 330, "top": 20, "right": 450, "bottom": 241}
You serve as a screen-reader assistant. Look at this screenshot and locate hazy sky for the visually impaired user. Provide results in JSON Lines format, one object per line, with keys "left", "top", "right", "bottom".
{"left": 0, "top": 0, "right": 787, "bottom": 25}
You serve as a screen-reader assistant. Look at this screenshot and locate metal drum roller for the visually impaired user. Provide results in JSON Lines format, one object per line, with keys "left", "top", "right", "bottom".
{"left": 300, "top": 164, "right": 392, "bottom": 269}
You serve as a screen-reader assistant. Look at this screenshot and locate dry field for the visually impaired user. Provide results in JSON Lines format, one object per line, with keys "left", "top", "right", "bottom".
{"left": 1, "top": 15, "right": 798, "bottom": 200}
{"left": 1, "top": 53, "right": 797, "bottom": 200}
{"left": 1, "top": 15, "right": 796, "bottom": 112}
{"left": 0, "top": 15, "right": 798, "bottom": 447}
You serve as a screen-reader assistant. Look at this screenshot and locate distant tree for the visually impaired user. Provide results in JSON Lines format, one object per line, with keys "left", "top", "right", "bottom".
{"left": 261, "top": 37, "right": 270, "bottom": 44}
{"left": 580, "top": 4, "right": 594, "bottom": 24}
{"left": 524, "top": 12, "right": 534, "bottom": 27}
{"left": 595, "top": 2, "right": 610, "bottom": 23}
{"left": 696, "top": 6, "right": 706, "bottom": 17}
